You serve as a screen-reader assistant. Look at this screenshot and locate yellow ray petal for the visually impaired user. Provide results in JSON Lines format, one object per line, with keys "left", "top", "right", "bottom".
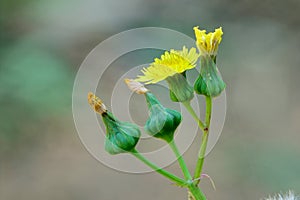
{"left": 135, "top": 47, "right": 199, "bottom": 84}
{"left": 194, "top": 26, "right": 223, "bottom": 55}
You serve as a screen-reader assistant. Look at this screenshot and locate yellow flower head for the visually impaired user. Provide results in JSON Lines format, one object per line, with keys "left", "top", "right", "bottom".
{"left": 193, "top": 26, "right": 223, "bottom": 56}
{"left": 135, "top": 46, "right": 199, "bottom": 84}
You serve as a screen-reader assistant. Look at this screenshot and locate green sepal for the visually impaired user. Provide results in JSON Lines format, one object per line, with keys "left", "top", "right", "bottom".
{"left": 169, "top": 90, "right": 179, "bottom": 102}
{"left": 166, "top": 72, "right": 194, "bottom": 103}
{"left": 102, "top": 112, "right": 140, "bottom": 155}
{"left": 194, "top": 56, "right": 226, "bottom": 97}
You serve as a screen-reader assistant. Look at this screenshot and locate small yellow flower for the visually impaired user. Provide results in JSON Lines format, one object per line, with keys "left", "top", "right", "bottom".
{"left": 193, "top": 26, "right": 223, "bottom": 56}
{"left": 135, "top": 46, "right": 199, "bottom": 84}
{"left": 193, "top": 26, "right": 225, "bottom": 97}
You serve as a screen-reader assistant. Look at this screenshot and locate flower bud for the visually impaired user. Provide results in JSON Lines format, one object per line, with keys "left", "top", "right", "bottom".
{"left": 88, "top": 92, "right": 140, "bottom": 155}
{"left": 144, "top": 92, "right": 182, "bottom": 142}
{"left": 194, "top": 56, "right": 225, "bottom": 97}
{"left": 102, "top": 112, "right": 141, "bottom": 155}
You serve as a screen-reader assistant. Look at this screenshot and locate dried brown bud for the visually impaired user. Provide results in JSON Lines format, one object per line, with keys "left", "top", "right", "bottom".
{"left": 87, "top": 92, "right": 107, "bottom": 114}
{"left": 124, "top": 79, "right": 149, "bottom": 94}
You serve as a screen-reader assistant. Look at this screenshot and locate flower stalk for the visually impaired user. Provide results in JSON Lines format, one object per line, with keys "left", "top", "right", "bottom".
{"left": 168, "top": 140, "right": 192, "bottom": 181}
{"left": 130, "top": 149, "right": 186, "bottom": 185}
{"left": 182, "top": 101, "right": 205, "bottom": 132}
{"left": 193, "top": 96, "right": 212, "bottom": 185}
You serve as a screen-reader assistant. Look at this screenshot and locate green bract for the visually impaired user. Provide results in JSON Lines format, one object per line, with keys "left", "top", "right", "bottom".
{"left": 144, "top": 92, "right": 182, "bottom": 142}
{"left": 194, "top": 56, "right": 225, "bottom": 97}
{"left": 102, "top": 111, "right": 140, "bottom": 155}
{"left": 167, "top": 72, "right": 194, "bottom": 102}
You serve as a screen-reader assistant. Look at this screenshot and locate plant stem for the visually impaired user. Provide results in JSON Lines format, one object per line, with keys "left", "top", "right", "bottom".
{"left": 193, "top": 131, "right": 208, "bottom": 185}
{"left": 131, "top": 148, "right": 206, "bottom": 199}
{"left": 130, "top": 149, "right": 186, "bottom": 186}
{"left": 188, "top": 184, "right": 207, "bottom": 200}
{"left": 167, "top": 140, "right": 207, "bottom": 199}
{"left": 183, "top": 101, "right": 205, "bottom": 132}
{"left": 193, "top": 96, "right": 212, "bottom": 185}
{"left": 204, "top": 97, "right": 212, "bottom": 128}
{"left": 168, "top": 140, "right": 192, "bottom": 181}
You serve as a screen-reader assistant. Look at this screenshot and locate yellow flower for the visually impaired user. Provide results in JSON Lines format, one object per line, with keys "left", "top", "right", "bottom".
{"left": 135, "top": 46, "right": 199, "bottom": 84}
{"left": 193, "top": 26, "right": 223, "bottom": 56}
{"left": 193, "top": 26, "right": 226, "bottom": 97}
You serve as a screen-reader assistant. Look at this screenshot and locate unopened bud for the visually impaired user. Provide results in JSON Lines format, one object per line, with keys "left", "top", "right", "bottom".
{"left": 87, "top": 92, "right": 140, "bottom": 155}
{"left": 144, "top": 92, "right": 182, "bottom": 142}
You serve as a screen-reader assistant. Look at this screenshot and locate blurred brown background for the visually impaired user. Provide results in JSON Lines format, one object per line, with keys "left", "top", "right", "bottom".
{"left": 1, "top": 0, "right": 300, "bottom": 199}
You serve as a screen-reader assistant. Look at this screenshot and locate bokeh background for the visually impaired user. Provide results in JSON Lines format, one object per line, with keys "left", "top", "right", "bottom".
{"left": 1, "top": 0, "right": 300, "bottom": 199}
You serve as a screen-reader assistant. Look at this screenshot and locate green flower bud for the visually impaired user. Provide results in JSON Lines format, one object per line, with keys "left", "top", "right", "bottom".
{"left": 88, "top": 92, "right": 140, "bottom": 155}
{"left": 166, "top": 72, "right": 194, "bottom": 102}
{"left": 144, "top": 92, "right": 182, "bottom": 142}
{"left": 102, "top": 112, "right": 141, "bottom": 155}
{"left": 194, "top": 56, "right": 226, "bottom": 97}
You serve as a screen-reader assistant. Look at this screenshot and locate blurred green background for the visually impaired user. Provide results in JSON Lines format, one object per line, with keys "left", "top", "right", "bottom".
{"left": 1, "top": 0, "right": 300, "bottom": 199}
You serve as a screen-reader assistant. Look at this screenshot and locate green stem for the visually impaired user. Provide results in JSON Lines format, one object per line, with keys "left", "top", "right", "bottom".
{"left": 168, "top": 140, "right": 207, "bottom": 200}
{"left": 167, "top": 140, "right": 207, "bottom": 199}
{"left": 183, "top": 101, "right": 205, "bottom": 132}
{"left": 188, "top": 184, "right": 207, "bottom": 200}
{"left": 204, "top": 97, "right": 212, "bottom": 128}
{"left": 193, "top": 131, "right": 208, "bottom": 185}
{"left": 131, "top": 149, "right": 206, "bottom": 199}
{"left": 168, "top": 140, "right": 192, "bottom": 180}
{"left": 130, "top": 149, "right": 186, "bottom": 185}
{"left": 193, "top": 96, "right": 212, "bottom": 185}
